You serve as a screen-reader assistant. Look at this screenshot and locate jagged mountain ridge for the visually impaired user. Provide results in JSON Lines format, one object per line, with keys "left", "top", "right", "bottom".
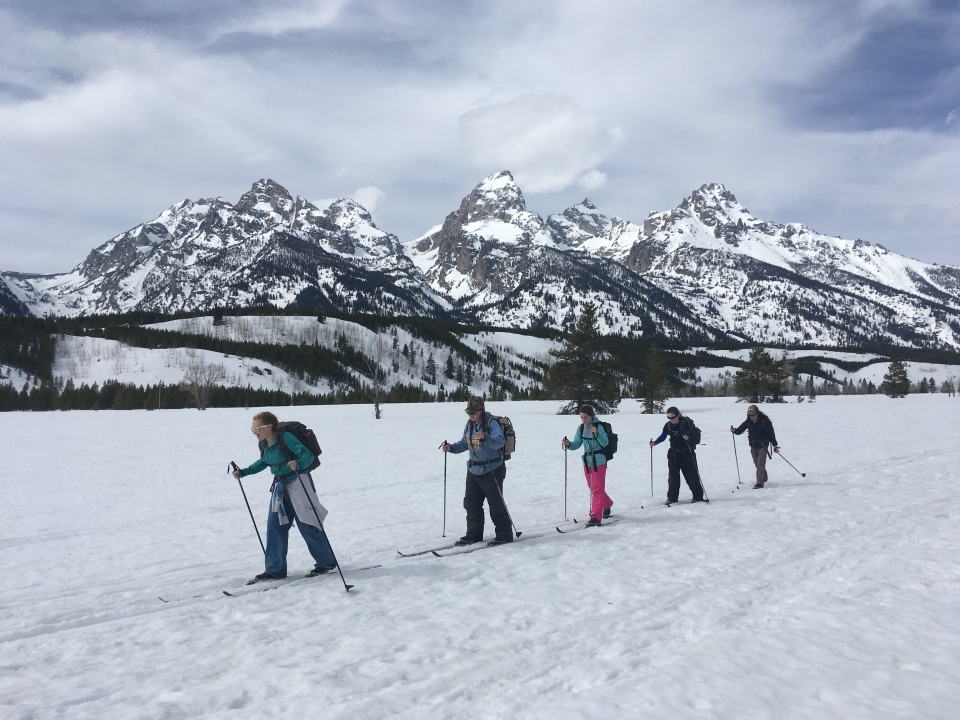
{"left": 407, "top": 172, "right": 960, "bottom": 347}
{"left": 4, "top": 173, "right": 960, "bottom": 348}
{"left": 5, "top": 180, "right": 446, "bottom": 318}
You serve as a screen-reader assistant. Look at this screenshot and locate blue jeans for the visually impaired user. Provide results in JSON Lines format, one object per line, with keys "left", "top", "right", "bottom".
{"left": 264, "top": 489, "right": 336, "bottom": 577}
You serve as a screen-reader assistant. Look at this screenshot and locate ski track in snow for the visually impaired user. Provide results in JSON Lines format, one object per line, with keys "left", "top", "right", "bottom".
{"left": 1, "top": 396, "right": 958, "bottom": 719}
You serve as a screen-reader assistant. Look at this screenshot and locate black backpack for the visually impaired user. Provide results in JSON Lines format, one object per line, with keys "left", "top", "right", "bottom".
{"left": 684, "top": 417, "right": 702, "bottom": 446}
{"left": 598, "top": 421, "right": 618, "bottom": 460}
{"left": 260, "top": 420, "right": 323, "bottom": 473}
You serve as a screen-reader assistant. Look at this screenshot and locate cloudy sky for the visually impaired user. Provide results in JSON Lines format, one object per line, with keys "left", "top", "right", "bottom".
{"left": 1, "top": 0, "right": 958, "bottom": 273}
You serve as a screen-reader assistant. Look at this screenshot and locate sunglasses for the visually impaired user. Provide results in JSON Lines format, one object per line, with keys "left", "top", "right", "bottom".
{"left": 666, "top": 415, "right": 678, "bottom": 420}
{"left": 748, "top": 413, "right": 757, "bottom": 417}
{"left": 251, "top": 425, "right": 271, "bottom": 433}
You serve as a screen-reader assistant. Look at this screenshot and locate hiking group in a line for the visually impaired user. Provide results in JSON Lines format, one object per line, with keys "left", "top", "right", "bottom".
{"left": 230, "top": 397, "right": 782, "bottom": 586}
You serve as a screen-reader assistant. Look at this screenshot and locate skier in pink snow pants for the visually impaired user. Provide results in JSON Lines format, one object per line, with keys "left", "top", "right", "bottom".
{"left": 562, "top": 404, "right": 612, "bottom": 527}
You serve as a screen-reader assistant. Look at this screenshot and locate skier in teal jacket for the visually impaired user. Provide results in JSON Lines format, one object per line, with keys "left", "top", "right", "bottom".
{"left": 232, "top": 411, "right": 336, "bottom": 583}
{"left": 563, "top": 404, "right": 613, "bottom": 526}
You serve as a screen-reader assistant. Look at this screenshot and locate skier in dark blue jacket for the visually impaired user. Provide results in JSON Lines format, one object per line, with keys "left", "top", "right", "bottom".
{"left": 442, "top": 396, "right": 511, "bottom": 546}
{"left": 649, "top": 406, "right": 704, "bottom": 505}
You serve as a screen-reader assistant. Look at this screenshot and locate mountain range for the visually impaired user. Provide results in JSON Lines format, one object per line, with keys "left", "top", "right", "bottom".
{"left": 5, "top": 172, "right": 960, "bottom": 349}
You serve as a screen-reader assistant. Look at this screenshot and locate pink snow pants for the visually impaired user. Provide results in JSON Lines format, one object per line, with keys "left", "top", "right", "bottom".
{"left": 583, "top": 463, "right": 613, "bottom": 520}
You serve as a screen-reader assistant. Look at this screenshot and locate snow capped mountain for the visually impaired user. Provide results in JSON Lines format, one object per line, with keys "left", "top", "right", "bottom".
{"left": 5, "top": 174, "right": 960, "bottom": 350}
{"left": 633, "top": 183, "right": 960, "bottom": 308}
{"left": 406, "top": 171, "right": 720, "bottom": 338}
{"left": 408, "top": 170, "right": 559, "bottom": 302}
{"left": 620, "top": 183, "right": 960, "bottom": 346}
{"left": 3, "top": 180, "right": 445, "bottom": 319}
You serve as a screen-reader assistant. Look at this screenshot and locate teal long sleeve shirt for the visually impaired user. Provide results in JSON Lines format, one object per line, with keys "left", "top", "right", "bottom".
{"left": 566, "top": 419, "right": 609, "bottom": 467}
{"left": 240, "top": 431, "right": 315, "bottom": 481}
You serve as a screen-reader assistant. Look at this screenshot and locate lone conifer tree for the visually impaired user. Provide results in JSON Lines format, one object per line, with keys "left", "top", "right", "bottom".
{"left": 546, "top": 302, "right": 621, "bottom": 414}
{"left": 638, "top": 343, "right": 670, "bottom": 414}
{"left": 882, "top": 360, "right": 910, "bottom": 398}
{"left": 733, "top": 347, "right": 773, "bottom": 402}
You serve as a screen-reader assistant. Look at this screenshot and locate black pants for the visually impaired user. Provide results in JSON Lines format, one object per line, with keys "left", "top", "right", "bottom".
{"left": 668, "top": 448, "right": 703, "bottom": 502}
{"left": 463, "top": 464, "right": 509, "bottom": 541}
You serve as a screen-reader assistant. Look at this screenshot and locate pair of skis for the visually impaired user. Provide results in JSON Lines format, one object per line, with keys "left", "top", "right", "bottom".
{"left": 398, "top": 517, "right": 620, "bottom": 558}
{"left": 157, "top": 564, "right": 381, "bottom": 603}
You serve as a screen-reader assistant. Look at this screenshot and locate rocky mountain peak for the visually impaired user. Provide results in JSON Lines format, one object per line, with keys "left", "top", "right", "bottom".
{"left": 547, "top": 198, "right": 613, "bottom": 248}
{"left": 234, "top": 179, "right": 295, "bottom": 223}
{"left": 460, "top": 170, "right": 527, "bottom": 224}
{"left": 325, "top": 197, "right": 376, "bottom": 230}
{"left": 679, "top": 183, "right": 751, "bottom": 228}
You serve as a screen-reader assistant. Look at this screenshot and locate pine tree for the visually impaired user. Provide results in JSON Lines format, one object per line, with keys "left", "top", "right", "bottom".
{"left": 423, "top": 353, "right": 437, "bottom": 385}
{"left": 882, "top": 360, "right": 910, "bottom": 398}
{"left": 444, "top": 354, "right": 455, "bottom": 380}
{"left": 545, "top": 302, "right": 621, "bottom": 414}
{"left": 733, "top": 347, "right": 774, "bottom": 403}
{"left": 637, "top": 343, "right": 670, "bottom": 414}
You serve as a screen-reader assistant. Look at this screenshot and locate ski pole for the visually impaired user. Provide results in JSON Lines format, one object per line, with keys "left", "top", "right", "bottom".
{"left": 649, "top": 440, "right": 654, "bottom": 497}
{"left": 298, "top": 472, "right": 354, "bottom": 592}
{"left": 229, "top": 461, "right": 265, "bottom": 555}
{"left": 562, "top": 440, "right": 568, "bottom": 520}
{"left": 489, "top": 467, "right": 522, "bottom": 538}
{"left": 732, "top": 433, "right": 742, "bottom": 487}
{"left": 684, "top": 439, "right": 710, "bottom": 503}
{"left": 777, "top": 451, "right": 806, "bottom": 477}
{"left": 439, "top": 441, "right": 448, "bottom": 537}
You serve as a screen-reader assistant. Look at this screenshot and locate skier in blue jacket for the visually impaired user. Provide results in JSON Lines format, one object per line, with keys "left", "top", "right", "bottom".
{"left": 442, "top": 396, "right": 511, "bottom": 546}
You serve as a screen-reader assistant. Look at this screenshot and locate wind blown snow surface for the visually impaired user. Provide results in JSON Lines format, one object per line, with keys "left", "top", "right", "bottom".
{"left": 2, "top": 396, "right": 958, "bottom": 719}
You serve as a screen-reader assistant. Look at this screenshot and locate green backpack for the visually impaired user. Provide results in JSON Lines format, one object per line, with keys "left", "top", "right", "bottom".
{"left": 484, "top": 413, "right": 516, "bottom": 460}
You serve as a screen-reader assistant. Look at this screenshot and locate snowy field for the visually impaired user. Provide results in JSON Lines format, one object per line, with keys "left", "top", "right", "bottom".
{"left": 2, "top": 395, "right": 959, "bottom": 719}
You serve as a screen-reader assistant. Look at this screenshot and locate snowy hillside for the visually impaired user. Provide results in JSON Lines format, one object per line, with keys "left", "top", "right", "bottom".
{"left": 3, "top": 396, "right": 959, "bottom": 718}
{"left": 26, "top": 314, "right": 956, "bottom": 401}
{"left": 146, "top": 315, "right": 559, "bottom": 396}
{"left": 18, "top": 315, "right": 559, "bottom": 400}
{"left": 52, "top": 335, "right": 331, "bottom": 394}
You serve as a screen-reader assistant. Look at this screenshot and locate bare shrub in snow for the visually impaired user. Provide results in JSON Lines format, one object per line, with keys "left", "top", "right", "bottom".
{"left": 182, "top": 358, "right": 226, "bottom": 410}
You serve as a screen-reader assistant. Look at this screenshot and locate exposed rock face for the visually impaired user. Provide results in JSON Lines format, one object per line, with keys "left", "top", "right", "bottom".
{"left": 5, "top": 175, "right": 960, "bottom": 349}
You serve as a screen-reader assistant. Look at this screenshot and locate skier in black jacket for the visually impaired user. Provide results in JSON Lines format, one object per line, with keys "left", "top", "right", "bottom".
{"left": 649, "top": 406, "right": 704, "bottom": 505}
{"left": 730, "top": 404, "right": 779, "bottom": 489}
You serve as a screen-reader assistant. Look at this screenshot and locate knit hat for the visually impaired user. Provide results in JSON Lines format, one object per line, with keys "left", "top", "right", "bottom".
{"left": 465, "top": 396, "right": 485, "bottom": 415}
{"left": 747, "top": 404, "right": 759, "bottom": 416}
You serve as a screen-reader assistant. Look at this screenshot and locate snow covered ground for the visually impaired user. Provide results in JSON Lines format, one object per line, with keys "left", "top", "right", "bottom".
{"left": 2, "top": 396, "right": 959, "bottom": 719}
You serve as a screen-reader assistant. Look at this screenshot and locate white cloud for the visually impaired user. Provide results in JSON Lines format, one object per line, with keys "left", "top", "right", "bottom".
{"left": 458, "top": 94, "right": 622, "bottom": 194}
{"left": 220, "top": 0, "right": 349, "bottom": 37}
{"left": 352, "top": 186, "right": 385, "bottom": 212}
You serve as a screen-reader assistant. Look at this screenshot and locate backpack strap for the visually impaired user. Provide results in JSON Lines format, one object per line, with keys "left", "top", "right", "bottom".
{"left": 276, "top": 432, "right": 295, "bottom": 462}
{"left": 260, "top": 432, "right": 296, "bottom": 467}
